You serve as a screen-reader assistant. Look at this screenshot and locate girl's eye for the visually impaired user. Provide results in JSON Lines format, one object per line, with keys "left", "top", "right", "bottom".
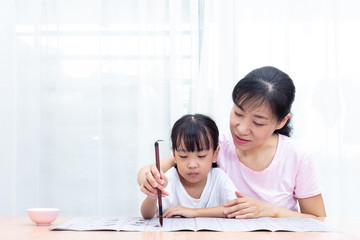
{"left": 234, "top": 111, "right": 242, "bottom": 117}
{"left": 254, "top": 122, "right": 265, "bottom": 126}
{"left": 179, "top": 155, "right": 187, "bottom": 159}
{"left": 198, "top": 155, "right": 206, "bottom": 158}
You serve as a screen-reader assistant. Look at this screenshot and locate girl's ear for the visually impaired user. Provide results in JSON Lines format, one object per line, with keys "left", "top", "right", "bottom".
{"left": 212, "top": 146, "right": 220, "bottom": 163}
{"left": 171, "top": 147, "right": 177, "bottom": 163}
{"left": 276, "top": 113, "right": 290, "bottom": 130}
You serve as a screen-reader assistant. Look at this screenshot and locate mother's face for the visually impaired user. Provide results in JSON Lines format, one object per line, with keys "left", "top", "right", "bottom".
{"left": 229, "top": 102, "right": 287, "bottom": 152}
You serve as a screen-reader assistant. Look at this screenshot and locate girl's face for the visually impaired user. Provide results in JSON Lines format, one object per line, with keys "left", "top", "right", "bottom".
{"left": 229, "top": 101, "right": 289, "bottom": 152}
{"left": 172, "top": 141, "right": 219, "bottom": 187}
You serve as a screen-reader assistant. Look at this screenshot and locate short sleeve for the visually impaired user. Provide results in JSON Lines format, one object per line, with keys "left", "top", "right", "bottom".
{"left": 162, "top": 168, "right": 177, "bottom": 210}
{"left": 215, "top": 169, "right": 238, "bottom": 203}
{"left": 294, "top": 152, "right": 322, "bottom": 199}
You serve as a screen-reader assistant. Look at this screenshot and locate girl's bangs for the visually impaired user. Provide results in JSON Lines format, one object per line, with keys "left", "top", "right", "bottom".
{"left": 175, "top": 129, "right": 210, "bottom": 152}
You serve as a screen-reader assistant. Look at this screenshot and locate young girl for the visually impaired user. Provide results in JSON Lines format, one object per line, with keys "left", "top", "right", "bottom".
{"left": 138, "top": 66, "right": 326, "bottom": 219}
{"left": 141, "top": 114, "right": 238, "bottom": 219}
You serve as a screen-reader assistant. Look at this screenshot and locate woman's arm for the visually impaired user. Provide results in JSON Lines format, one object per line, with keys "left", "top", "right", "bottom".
{"left": 224, "top": 192, "right": 326, "bottom": 218}
{"left": 298, "top": 194, "right": 326, "bottom": 217}
{"left": 137, "top": 156, "right": 175, "bottom": 197}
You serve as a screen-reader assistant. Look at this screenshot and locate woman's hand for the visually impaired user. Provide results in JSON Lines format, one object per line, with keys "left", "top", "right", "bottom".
{"left": 163, "top": 206, "right": 197, "bottom": 218}
{"left": 224, "top": 191, "right": 326, "bottom": 218}
{"left": 223, "top": 191, "right": 275, "bottom": 218}
{"left": 139, "top": 164, "right": 169, "bottom": 198}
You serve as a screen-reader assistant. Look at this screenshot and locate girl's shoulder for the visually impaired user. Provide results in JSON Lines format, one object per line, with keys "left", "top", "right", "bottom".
{"left": 208, "top": 168, "right": 235, "bottom": 185}
{"left": 165, "top": 167, "right": 179, "bottom": 179}
{"left": 209, "top": 167, "right": 227, "bottom": 177}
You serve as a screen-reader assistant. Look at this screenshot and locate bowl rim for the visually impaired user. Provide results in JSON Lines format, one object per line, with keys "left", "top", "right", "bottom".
{"left": 27, "top": 208, "right": 60, "bottom": 212}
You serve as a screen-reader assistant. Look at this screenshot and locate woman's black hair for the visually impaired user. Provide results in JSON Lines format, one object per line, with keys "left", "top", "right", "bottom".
{"left": 171, "top": 114, "right": 218, "bottom": 167}
{"left": 232, "top": 66, "right": 296, "bottom": 137}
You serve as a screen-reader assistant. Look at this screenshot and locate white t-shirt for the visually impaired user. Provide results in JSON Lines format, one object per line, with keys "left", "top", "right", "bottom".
{"left": 162, "top": 167, "right": 238, "bottom": 210}
{"left": 217, "top": 132, "right": 322, "bottom": 212}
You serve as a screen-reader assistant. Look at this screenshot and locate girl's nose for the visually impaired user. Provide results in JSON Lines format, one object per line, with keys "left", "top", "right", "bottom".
{"left": 188, "top": 159, "right": 198, "bottom": 168}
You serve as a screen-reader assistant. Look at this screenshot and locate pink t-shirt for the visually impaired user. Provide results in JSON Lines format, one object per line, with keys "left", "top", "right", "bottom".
{"left": 217, "top": 132, "right": 321, "bottom": 212}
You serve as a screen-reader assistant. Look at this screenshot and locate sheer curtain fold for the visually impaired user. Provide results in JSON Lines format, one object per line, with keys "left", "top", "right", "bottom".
{"left": 0, "top": 0, "right": 18, "bottom": 215}
{"left": 0, "top": 0, "right": 199, "bottom": 217}
{"left": 197, "top": 0, "right": 360, "bottom": 217}
{"left": 1, "top": 0, "right": 360, "bottom": 217}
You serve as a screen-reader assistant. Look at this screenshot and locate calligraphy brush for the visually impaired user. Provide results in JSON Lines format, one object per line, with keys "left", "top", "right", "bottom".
{"left": 155, "top": 140, "right": 163, "bottom": 226}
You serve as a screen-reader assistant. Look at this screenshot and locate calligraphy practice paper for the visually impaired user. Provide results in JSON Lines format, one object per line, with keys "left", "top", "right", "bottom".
{"left": 50, "top": 217, "right": 337, "bottom": 232}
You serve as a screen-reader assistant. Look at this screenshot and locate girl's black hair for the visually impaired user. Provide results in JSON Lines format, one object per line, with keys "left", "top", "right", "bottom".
{"left": 171, "top": 114, "right": 218, "bottom": 167}
{"left": 232, "top": 66, "right": 296, "bottom": 137}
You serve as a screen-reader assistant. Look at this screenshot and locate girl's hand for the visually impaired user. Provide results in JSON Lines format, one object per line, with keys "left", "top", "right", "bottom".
{"left": 140, "top": 164, "right": 169, "bottom": 198}
{"left": 223, "top": 191, "right": 275, "bottom": 219}
{"left": 163, "top": 206, "right": 196, "bottom": 218}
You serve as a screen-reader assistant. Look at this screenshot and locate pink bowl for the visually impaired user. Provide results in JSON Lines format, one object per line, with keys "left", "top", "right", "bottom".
{"left": 27, "top": 208, "right": 60, "bottom": 226}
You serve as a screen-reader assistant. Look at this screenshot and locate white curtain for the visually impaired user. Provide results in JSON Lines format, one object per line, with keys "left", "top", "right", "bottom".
{"left": 0, "top": 0, "right": 199, "bottom": 217}
{"left": 1, "top": 0, "right": 360, "bottom": 218}
{"left": 197, "top": 0, "right": 360, "bottom": 218}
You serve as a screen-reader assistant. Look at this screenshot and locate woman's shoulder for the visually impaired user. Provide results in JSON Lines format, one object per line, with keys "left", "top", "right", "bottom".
{"left": 277, "top": 134, "right": 312, "bottom": 163}
{"left": 279, "top": 134, "right": 307, "bottom": 151}
{"left": 218, "top": 132, "right": 237, "bottom": 166}
{"left": 219, "top": 132, "right": 233, "bottom": 146}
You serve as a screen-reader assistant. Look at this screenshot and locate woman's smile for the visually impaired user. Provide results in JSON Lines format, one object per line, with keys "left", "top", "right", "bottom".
{"left": 235, "top": 135, "right": 250, "bottom": 144}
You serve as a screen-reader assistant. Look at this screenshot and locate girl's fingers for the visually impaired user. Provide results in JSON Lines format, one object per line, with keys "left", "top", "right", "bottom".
{"left": 150, "top": 164, "right": 161, "bottom": 180}
{"left": 159, "top": 169, "right": 166, "bottom": 185}
{"left": 163, "top": 208, "right": 173, "bottom": 218}
{"left": 142, "top": 178, "right": 169, "bottom": 197}
{"left": 149, "top": 164, "right": 166, "bottom": 186}
{"left": 140, "top": 185, "right": 155, "bottom": 197}
{"left": 145, "top": 170, "right": 158, "bottom": 188}
{"left": 164, "top": 207, "right": 181, "bottom": 218}
{"left": 161, "top": 189, "right": 169, "bottom": 196}
{"left": 143, "top": 180, "right": 156, "bottom": 193}
{"left": 144, "top": 164, "right": 169, "bottom": 196}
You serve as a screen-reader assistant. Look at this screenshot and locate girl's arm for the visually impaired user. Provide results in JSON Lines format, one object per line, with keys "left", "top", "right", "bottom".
{"left": 224, "top": 192, "right": 326, "bottom": 218}
{"left": 163, "top": 205, "right": 227, "bottom": 218}
{"left": 137, "top": 156, "right": 175, "bottom": 197}
{"left": 140, "top": 196, "right": 159, "bottom": 219}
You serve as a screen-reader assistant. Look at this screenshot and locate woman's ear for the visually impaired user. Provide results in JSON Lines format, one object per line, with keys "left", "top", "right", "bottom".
{"left": 276, "top": 113, "right": 290, "bottom": 130}
{"left": 212, "top": 146, "right": 220, "bottom": 163}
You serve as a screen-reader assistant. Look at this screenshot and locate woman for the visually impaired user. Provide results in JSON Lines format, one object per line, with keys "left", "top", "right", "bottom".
{"left": 137, "top": 66, "right": 326, "bottom": 218}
